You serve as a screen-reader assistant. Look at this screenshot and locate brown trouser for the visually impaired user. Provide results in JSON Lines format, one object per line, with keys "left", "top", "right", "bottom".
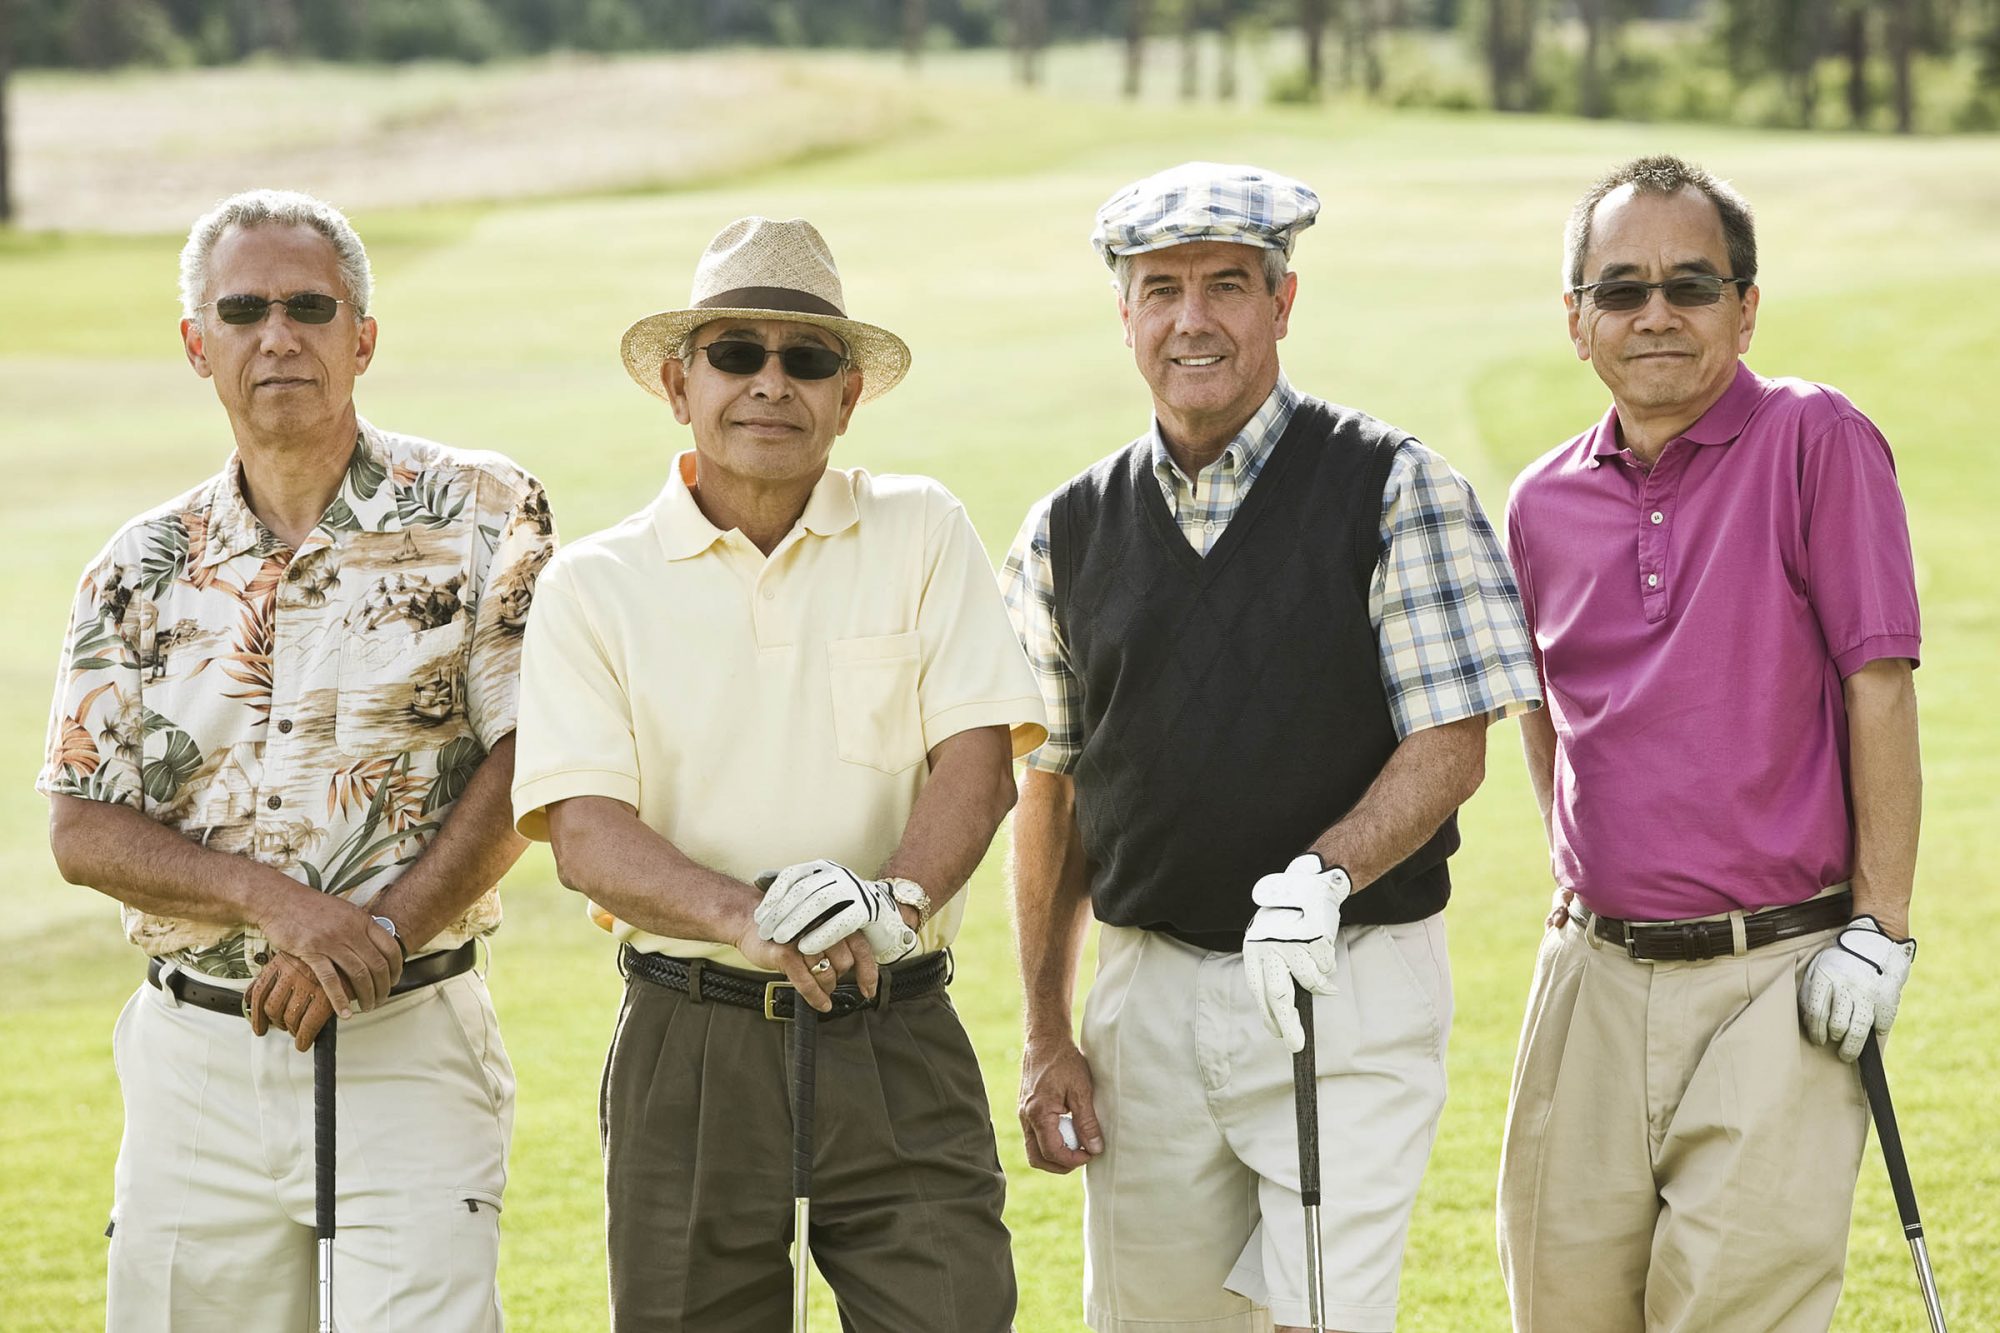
{"left": 602, "top": 963, "right": 1017, "bottom": 1332}
{"left": 1496, "top": 907, "right": 1869, "bottom": 1333}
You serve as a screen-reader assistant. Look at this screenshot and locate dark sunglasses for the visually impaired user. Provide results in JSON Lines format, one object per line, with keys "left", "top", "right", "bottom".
{"left": 205, "top": 293, "right": 349, "bottom": 325}
{"left": 1573, "top": 275, "right": 1748, "bottom": 312}
{"left": 695, "top": 340, "right": 848, "bottom": 381}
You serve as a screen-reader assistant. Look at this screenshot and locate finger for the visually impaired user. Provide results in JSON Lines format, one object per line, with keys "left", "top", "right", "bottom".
{"left": 1032, "top": 1113, "right": 1084, "bottom": 1172}
{"left": 780, "top": 952, "right": 833, "bottom": 1012}
{"left": 820, "top": 939, "right": 858, "bottom": 981}
{"left": 1067, "top": 1083, "right": 1106, "bottom": 1155}
{"left": 1799, "top": 969, "right": 1828, "bottom": 1045}
{"left": 293, "top": 991, "right": 336, "bottom": 1053}
{"left": 303, "top": 955, "right": 356, "bottom": 1019}
{"left": 798, "top": 904, "right": 868, "bottom": 956}
{"left": 849, "top": 932, "right": 880, "bottom": 1000}
{"left": 246, "top": 968, "right": 275, "bottom": 1036}
{"left": 771, "top": 882, "right": 848, "bottom": 945}
{"left": 1839, "top": 998, "right": 1873, "bottom": 1063}
{"left": 336, "top": 945, "right": 386, "bottom": 1013}
{"left": 1305, "top": 939, "right": 1340, "bottom": 994}
{"left": 755, "top": 866, "right": 814, "bottom": 924}
{"left": 1826, "top": 986, "right": 1856, "bottom": 1049}
{"left": 1019, "top": 1114, "right": 1065, "bottom": 1174}
{"left": 760, "top": 870, "right": 835, "bottom": 934}
{"left": 283, "top": 981, "right": 314, "bottom": 1034}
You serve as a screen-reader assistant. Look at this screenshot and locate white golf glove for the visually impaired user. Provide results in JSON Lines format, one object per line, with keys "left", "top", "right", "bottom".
{"left": 1242, "top": 854, "right": 1352, "bottom": 1053}
{"left": 754, "top": 859, "right": 920, "bottom": 964}
{"left": 1799, "top": 915, "right": 1917, "bottom": 1063}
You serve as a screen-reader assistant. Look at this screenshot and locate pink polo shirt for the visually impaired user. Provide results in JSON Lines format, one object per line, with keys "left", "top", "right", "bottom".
{"left": 1506, "top": 361, "right": 1920, "bottom": 922}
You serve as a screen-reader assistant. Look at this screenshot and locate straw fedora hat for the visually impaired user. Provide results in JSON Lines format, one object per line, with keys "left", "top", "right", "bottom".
{"left": 621, "top": 216, "right": 912, "bottom": 404}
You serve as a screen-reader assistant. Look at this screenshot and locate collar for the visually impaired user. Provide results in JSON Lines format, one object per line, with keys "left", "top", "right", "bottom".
{"left": 1149, "top": 371, "right": 1299, "bottom": 485}
{"left": 653, "top": 450, "right": 861, "bottom": 562}
{"left": 197, "top": 418, "right": 404, "bottom": 567}
{"left": 1589, "top": 360, "right": 1764, "bottom": 459}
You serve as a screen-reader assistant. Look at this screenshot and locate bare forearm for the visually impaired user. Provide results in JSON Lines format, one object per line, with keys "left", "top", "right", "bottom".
{"left": 1012, "top": 767, "right": 1094, "bottom": 1044}
{"left": 1519, "top": 702, "right": 1558, "bottom": 849}
{"left": 1309, "top": 714, "right": 1488, "bottom": 892}
{"left": 368, "top": 733, "right": 529, "bottom": 952}
{"left": 1845, "top": 659, "right": 1920, "bottom": 938}
{"left": 546, "top": 796, "right": 762, "bottom": 945}
{"left": 49, "top": 794, "right": 309, "bottom": 927}
{"left": 879, "top": 725, "right": 1016, "bottom": 910}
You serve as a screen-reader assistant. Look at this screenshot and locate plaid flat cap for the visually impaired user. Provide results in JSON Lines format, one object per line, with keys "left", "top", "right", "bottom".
{"left": 1090, "top": 161, "right": 1321, "bottom": 268}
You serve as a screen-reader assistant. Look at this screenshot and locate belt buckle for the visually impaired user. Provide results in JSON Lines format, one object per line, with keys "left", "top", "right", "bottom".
{"left": 762, "top": 980, "right": 795, "bottom": 1022}
{"left": 1622, "top": 926, "right": 1643, "bottom": 960}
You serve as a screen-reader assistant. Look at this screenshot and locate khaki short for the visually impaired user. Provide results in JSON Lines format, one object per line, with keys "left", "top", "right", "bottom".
{"left": 106, "top": 970, "right": 513, "bottom": 1332}
{"left": 1496, "top": 910, "right": 1869, "bottom": 1332}
{"left": 1081, "top": 918, "right": 1452, "bottom": 1333}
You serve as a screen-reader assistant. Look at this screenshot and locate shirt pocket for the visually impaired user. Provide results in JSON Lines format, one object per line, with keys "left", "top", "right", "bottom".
{"left": 336, "top": 619, "right": 470, "bottom": 757}
{"left": 826, "top": 631, "right": 925, "bottom": 775}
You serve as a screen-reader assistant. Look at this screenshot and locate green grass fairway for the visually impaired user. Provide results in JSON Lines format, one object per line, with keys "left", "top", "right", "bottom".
{"left": 3, "top": 53, "right": 1996, "bottom": 1331}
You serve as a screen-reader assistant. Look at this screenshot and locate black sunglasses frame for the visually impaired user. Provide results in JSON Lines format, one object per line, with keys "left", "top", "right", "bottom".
{"left": 694, "top": 340, "right": 850, "bottom": 381}
{"left": 205, "top": 293, "right": 352, "bottom": 326}
{"left": 1572, "top": 275, "right": 1750, "bottom": 312}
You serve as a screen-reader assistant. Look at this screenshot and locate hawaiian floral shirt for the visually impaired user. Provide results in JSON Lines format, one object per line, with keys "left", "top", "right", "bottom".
{"left": 37, "top": 419, "right": 556, "bottom": 978}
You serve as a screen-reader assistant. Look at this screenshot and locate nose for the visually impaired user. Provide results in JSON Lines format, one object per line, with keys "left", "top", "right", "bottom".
{"left": 746, "top": 353, "right": 794, "bottom": 400}
{"left": 1630, "top": 287, "right": 1681, "bottom": 333}
{"left": 1174, "top": 288, "right": 1217, "bottom": 336}
{"left": 255, "top": 308, "right": 308, "bottom": 354}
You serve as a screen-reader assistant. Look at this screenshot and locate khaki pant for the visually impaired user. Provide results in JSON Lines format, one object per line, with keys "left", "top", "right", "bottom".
{"left": 106, "top": 969, "right": 514, "bottom": 1332}
{"left": 1081, "top": 919, "right": 1452, "bottom": 1333}
{"left": 602, "top": 966, "right": 1016, "bottom": 1332}
{"left": 1496, "top": 911, "right": 1869, "bottom": 1333}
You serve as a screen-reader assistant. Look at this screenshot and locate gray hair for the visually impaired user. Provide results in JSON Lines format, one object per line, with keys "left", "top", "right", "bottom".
{"left": 1111, "top": 245, "right": 1290, "bottom": 301}
{"left": 179, "top": 189, "right": 373, "bottom": 323}
{"left": 1563, "top": 155, "right": 1757, "bottom": 292}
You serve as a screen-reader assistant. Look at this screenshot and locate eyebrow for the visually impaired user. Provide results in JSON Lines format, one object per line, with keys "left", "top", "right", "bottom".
{"left": 712, "top": 325, "right": 837, "bottom": 349}
{"left": 1137, "top": 266, "right": 1257, "bottom": 288}
{"left": 1593, "top": 257, "right": 1724, "bottom": 281}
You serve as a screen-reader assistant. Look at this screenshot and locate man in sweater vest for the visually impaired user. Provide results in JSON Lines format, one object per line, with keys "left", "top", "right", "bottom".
{"left": 1002, "top": 162, "right": 1542, "bottom": 1333}
{"left": 1496, "top": 156, "right": 1924, "bottom": 1331}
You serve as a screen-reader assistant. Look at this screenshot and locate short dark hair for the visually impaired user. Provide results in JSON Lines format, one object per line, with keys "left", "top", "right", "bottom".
{"left": 1563, "top": 155, "right": 1757, "bottom": 291}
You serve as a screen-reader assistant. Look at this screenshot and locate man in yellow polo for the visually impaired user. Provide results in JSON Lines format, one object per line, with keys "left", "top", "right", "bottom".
{"left": 511, "top": 216, "right": 1046, "bottom": 1330}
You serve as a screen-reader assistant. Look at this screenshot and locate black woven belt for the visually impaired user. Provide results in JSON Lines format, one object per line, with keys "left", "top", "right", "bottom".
{"left": 1590, "top": 890, "right": 1852, "bottom": 962}
{"left": 619, "top": 944, "right": 952, "bottom": 1021}
{"left": 146, "top": 940, "right": 479, "bottom": 1017}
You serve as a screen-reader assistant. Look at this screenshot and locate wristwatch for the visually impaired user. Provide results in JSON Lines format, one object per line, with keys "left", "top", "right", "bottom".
{"left": 371, "top": 914, "right": 408, "bottom": 959}
{"left": 885, "top": 877, "right": 933, "bottom": 928}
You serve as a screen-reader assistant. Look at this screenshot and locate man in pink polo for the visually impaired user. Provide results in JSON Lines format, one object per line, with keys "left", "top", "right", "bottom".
{"left": 1496, "top": 155, "right": 1923, "bottom": 1331}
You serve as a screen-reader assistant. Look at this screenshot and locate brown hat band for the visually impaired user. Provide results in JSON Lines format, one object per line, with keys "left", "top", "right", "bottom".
{"left": 695, "top": 286, "right": 845, "bottom": 318}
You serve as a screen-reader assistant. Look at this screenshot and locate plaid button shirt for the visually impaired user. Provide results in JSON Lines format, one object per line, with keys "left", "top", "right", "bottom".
{"left": 1000, "top": 375, "right": 1540, "bottom": 773}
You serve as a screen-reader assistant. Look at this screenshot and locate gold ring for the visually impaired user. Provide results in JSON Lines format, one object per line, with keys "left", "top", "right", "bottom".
{"left": 810, "top": 958, "right": 833, "bottom": 974}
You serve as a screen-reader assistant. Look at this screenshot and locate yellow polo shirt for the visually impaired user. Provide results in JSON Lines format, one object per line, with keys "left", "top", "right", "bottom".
{"left": 512, "top": 453, "right": 1047, "bottom": 969}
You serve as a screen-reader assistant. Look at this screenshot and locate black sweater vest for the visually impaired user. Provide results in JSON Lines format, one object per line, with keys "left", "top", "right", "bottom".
{"left": 1049, "top": 397, "right": 1457, "bottom": 950}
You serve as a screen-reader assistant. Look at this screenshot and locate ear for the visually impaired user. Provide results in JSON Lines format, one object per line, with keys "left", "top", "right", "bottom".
{"left": 1564, "top": 290, "right": 1590, "bottom": 362}
{"left": 1272, "top": 270, "right": 1298, "bottom": 341}
{"left": 1118, "top": 293, "right": 1135, "bottom": 351}
{"left": 353, "top": 315, "right": 378, "bottom": 376}
{"left": 181, "top": 318, "right": 212, "bottom": 378}
{"left": 1736, "top": 283, "right": 1759, "bottom": 355}
{"left": 662, "top": 358, "right": 692, "bottom": 426}
{"left": 833, "top": 368, "right": 864, "bottom": 436}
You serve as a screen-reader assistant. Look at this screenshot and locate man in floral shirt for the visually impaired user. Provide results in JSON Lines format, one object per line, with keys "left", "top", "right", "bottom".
{"left": 38, "top": 189, "right": 554, "bottom": 1331}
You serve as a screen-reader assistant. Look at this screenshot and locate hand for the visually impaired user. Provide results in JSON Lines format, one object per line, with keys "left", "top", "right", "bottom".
{"left": 1242, "top": 853, "right": 1350, "bottom": 1052}
{"left": 729, "top": 923, "right": 860, "bottom": 1013}
{"left": 254, "top": 883, "right": 404, "bottom": 1017}
{"left": 1547, "top": 887, "right": 1577, "bottom": 930}
{"left": 245, "top": 951, "right": 339, "bottom": 1051}
{"left": 1800, "top": 916, "right": 1917, "bottom": 1062}
{"left": 755, "top": 859, "right": 920, "bottom": 966}
{"left": 1018, "top": 1035, "right": 1103, "bottom": 1175}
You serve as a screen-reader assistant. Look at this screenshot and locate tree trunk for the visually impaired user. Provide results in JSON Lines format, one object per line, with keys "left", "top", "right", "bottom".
{"left": 1301, "top": 0, "right": 1327, "bottom": 99}
{"left": 1124, "top": 0, "right": 1148, "bottom": 97}
{"left": 1889, "top": 0, "right": 1914, "bottom": 132}
{"left": 904, "top": 0, "right": 925, "bottom": 65}
{"left": 1218, "top": 18, "right": 1238, "bottom": 99}
{"left": 0, "top": 0, "right": 12, "bottom": 225}
{"left": 1578, "top": 0, "right": 1606, "bottom": 117}
{"left": 1488, "top": 0, "right": 1533, "bottom": 112}
{"left": 1014, "top": 0, "right": 1046, "bottom": 85}
{"left": 1791, "top": 0, "right": 1828, "bottom": 127}
{"left": 1357, "top": 0, "right": 1382, "bottom": 94}
{"left": 1180, "top": 3, "right": 1199, "bottom": 100}
{"left": 1843, "top": 4, "right": 1869, "bottom": 127}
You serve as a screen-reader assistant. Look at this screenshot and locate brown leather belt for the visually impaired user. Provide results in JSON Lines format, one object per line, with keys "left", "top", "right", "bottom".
{"left": 619, "top": 944, "right": 952, "bottom": 1021}
{"left": 146, "top": 941, "right": 479, "bottom": 1017}
{"left": 1589, "top": 890, "right": 1852, "bottom": 962}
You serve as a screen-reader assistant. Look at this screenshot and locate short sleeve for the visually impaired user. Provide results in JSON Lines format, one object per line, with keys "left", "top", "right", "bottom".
{"left": 509, "top": 559, "right": 642, "bottom": 841}
{"left": 37, "top": 554, "right": 146, "bottom": 809}
{"left": 998, "top": 498, "right": 1080, "bottom": 772}
{"left": 916, "top": 500, "right": 1049, "bottom": 759}
{"left": 1800, "top": 411, "right": 1921, "bottom": 677}
{"left": 1372, "top": 443, "right": 1543, "bottom": 737}
{"left": 466, "top": 468, "right": 558, "bottom": 750}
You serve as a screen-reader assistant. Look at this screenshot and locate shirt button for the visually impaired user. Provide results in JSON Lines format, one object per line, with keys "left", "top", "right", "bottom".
{"left": 1646, "top": 573, "right": 1660, "bottom": 588}
{"left": 267, "top": 794, "right": 283, "bottom": 810}
{"left": 277, "top": 719, "right": 293, "bottom": 734}
{"left": 761, "top": 588, "right": 776, "bottom": 601}
{"left": 1650, "top": 511, "right": 1664, "bottom": 525}
{"left": 253, "top": 950, "right": 270, "bottom": 966}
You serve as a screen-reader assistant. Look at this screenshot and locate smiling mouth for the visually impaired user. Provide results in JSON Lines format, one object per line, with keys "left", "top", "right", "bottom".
{"left": 257, "top": 377, "right": 314, "bottom": 388}
{"left": 1171, "top": 355, "right": 1224, "bottom": 367}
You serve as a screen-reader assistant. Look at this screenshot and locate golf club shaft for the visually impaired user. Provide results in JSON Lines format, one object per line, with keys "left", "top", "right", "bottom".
{"left": 314, "top": 1019, "right": 337, "bottom": 1333}
{"left": 1292, "top": 982, "right": 1325, "bottom": 1333}
{"left": 1857, "top": 1034, "right": 1948, "bottom": 1332}
{"left": 791, "top": 997, "right": 817, "bottom": 1332}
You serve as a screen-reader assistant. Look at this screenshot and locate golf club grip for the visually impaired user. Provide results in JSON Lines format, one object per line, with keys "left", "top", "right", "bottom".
{"left": 1858, "top": 1034, "right": 1924, "bottom": 1235}
{"left": 1292, "top": 982, "right": 1320, "bottom": 1208}
{"left": 791, "top": 1000, "right": 817, "bottom": 1200}
{"left": 314, "top": 1019, "right": 336, "bottom": 1241}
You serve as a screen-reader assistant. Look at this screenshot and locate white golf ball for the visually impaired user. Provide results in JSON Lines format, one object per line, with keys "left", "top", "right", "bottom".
{"left": 1058, "top": 1113, "right": 1079, "bottom": 1152}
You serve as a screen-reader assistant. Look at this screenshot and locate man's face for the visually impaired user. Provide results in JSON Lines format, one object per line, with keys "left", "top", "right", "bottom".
{"left": 1567, "top": 185, "right": 1757, "bottom": 416}
{"left": 1119, "top": 240, "right": 1296, "bottom": 445}
{"left": 662, "top": 318, "right": 862, "bottom": 486}
{"left": 180, "top": 223, "right": 375, "bottom": 441}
